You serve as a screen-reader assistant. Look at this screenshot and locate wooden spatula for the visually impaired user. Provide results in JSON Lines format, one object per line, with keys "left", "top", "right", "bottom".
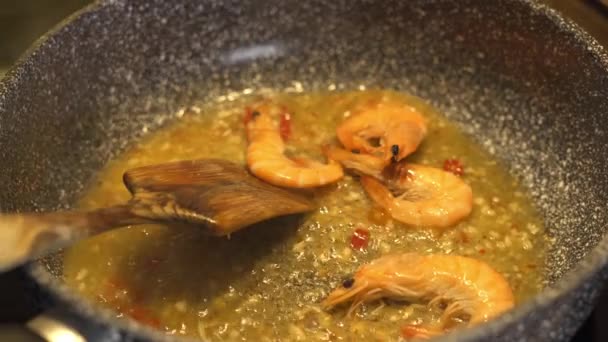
{"left": 0, "top": 159, "right": 314, "bottom": 272}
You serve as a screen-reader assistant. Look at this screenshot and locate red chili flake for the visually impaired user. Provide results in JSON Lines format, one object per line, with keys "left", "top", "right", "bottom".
{"left": 478, "top": 248, "right": 486, "bottom": 255}
{"left": 126, "top": 305, "right": 161, "bottom": 328}
{"left": 350, "top": 228, "right": 370, "bottom": 251}
{"left": 279, "top": 112, "right": 292, "bottom": 141}
{"left": 443, "top": 159, "right": 464, "bottom": 176}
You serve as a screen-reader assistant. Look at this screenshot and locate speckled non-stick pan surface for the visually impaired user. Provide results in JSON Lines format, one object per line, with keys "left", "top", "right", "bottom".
{"left": 1, "top": 0, "right": 608, "bottom": 341}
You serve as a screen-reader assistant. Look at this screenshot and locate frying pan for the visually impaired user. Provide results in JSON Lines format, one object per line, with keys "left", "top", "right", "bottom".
{"left": 1, "top": 0, "right": 608, "bottom": 341}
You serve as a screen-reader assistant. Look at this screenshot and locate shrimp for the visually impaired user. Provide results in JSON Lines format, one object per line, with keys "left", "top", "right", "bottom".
{"left": 322, "top": 145, "right": 385, "bottom": 179}
{"left": 322, "top": 253, "right": 515, "bottom": 338}
{"left": 336, "top": 96, "right": 427, "bottom": 164}
{"left": 360, "top": 162, "right": 472, "bottom": 228}
{"left": 246, "top": 101, "right": 343, "bottom": 188}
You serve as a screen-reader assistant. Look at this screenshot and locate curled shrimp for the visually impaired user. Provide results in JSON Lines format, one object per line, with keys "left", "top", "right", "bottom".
{"left": 322, "top": 253, "right": 515, "bottom": 338}
{"left": 322, "top": 145, "right": 385, "bottom": 179}
{"left": 246, "top": 101, "right": 343, "bottom": 188}
{"left": 360, "top": 162, "right": 472, "bottom": 228}
{"left": 336, "top": 96, "right": 427, "bottom": 164}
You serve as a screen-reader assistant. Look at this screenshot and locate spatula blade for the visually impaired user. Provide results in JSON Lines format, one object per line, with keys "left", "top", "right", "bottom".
{"left": 124, "top": 159, "right": 315, "bottom": 235}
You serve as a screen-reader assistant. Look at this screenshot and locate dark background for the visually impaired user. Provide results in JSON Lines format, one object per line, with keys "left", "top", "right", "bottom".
{"left": 0, "top": 0, "right": 607, "bottom": 341}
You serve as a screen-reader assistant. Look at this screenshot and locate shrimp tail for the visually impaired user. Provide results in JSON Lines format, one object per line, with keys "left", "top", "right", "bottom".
{"left": 360, "top": 176, "right": 394, "bottom": 209}
{"left": 322, "top": 145, "right": 385, "bottom": 178}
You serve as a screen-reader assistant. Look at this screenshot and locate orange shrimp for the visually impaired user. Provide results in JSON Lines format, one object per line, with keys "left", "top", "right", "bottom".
{"left": 322, "top": 253, "right": 515, "bottom": 338}
{"left": 246, "top": 101, "right": 343, "bottom": 188}
{"left": 336, "top": 96, "right": 427, "bottom": 164}
{"left": 360, "top": 162, "right": 472, "bottom": 228}
{"left": 322, "top": 145, "right": 385, "bottom": 179}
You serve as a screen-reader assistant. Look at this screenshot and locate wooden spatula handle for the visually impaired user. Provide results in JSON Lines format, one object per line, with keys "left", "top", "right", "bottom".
{"left": 0, "top": 206, "right": 142, "bottom": 272}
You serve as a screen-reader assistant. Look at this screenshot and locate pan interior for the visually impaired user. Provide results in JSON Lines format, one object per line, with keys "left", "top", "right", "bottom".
{"left": 0, "top": 0, "right": 607, "bottom": 339}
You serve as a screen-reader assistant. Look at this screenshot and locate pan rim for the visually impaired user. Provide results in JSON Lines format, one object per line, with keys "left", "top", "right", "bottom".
{"left": 0, "top": 0, "right": 605, "bottom": 340}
